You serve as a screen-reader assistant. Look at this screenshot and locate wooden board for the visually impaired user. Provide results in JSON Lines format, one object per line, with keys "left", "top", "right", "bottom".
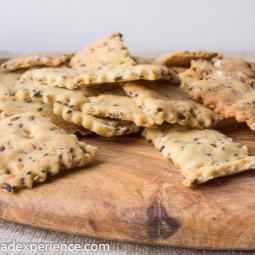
{"left": 1, "top": 60, "right": 255, "bottom": 249}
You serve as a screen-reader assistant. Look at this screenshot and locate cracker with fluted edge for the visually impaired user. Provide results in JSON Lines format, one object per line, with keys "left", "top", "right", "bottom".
{"left": 21, "top": 64, "right": 179, "bottom": 89}
{"left": 1, "top": 52, "right": 74, "bottom": 71}
{"left": 14, "top": 80, "right": 90, "bottom": 109}
{"left": 121, "top": 80, "right": 222, "bottom": 128}
{"left": 142, "top": 124, "right": 255, "bottom": 186}
{"left": 155, "top": 50, "right": 222, "bottom": 66}
{"left": 180, "top": 59, "right": 255, "bottom": 131}
{"left": 0, "top": 112, "right": 97, "bottom": 192}
{"left": 81, "top": 94, "right": 155, "bottom": 127}
{"left": 53, "top": 102, "right": 140, "bottom": 137}
{"left": 0, "top": 96, "right": 91, "bottom": 136}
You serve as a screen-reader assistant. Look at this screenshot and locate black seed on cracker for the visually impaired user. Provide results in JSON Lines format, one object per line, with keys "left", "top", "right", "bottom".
{"left": 29, "top": 116, "right": 35, "bottom": 121}
{"left": 0, "top": 146, "right": 5, "bottom": 152}
{"left": 178, "top": 113, "right": 186, "bottom": 120}
{"left": 158, "top": 146, "right": 165, "bottom": 152}
{"left": 1, "top": 183, "right": 12, "bottom": 192}
{"left": 114, "top": 76, "right": 123, "bottom": 81}
{"left": 11, "top": 116, "right": 21, "bottom": 122}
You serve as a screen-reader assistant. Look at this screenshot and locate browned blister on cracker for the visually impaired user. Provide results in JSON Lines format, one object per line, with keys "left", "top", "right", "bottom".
{"left": 0, "top": 112, "right": 97, "bottom": 192}
{"left": 121, "top": 80, "right": 222, "bottom": 128}
{"left": 180, "top": 58, "right": 255, "bottom": 131}
{"left": 142, "top": 124, "right": 255, "bottom": 186}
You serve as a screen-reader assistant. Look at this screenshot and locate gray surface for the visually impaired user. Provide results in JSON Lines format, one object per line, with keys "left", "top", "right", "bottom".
{"left": 1, "top": 51, "right": 255, "bottom": 255}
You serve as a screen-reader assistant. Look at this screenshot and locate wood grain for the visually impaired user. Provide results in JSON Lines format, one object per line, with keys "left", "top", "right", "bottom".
{"left": 1, "top": 59, "right": 255, "bottom": 249}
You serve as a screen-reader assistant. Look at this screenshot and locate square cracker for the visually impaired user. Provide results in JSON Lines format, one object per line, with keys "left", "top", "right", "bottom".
{"left": 0, "top": 96, "right": 91, "bottom": 136}
{"left": 14, "top": 80, "right": 90, "bottom": 110}
{"left": 70, "top": 32, "right": 136, "bottom": 71}
{"left": 1, "top": 52, "right": 74, "bottom": 71}
{"left": 155, "top": 50, "right": 222, "bottom": 67}
{"left": 81, "top": 93, "right": 156, "bottom": 128}
{"left": 0, "top": 112, "right": 97, "bottom": 192}
{"left": 142, "top": 124, "right": 255, "bottom": 186}
{"left": 53, "top": 102, "right": 140, "bottom": 137}
{"left": 21, "top": 64, "right": 179, "bottom": 89}
{"left": 121, "top": 80, "right": 222, "bottom": 128}
{"left": 180, "top": 58, "right": 255, "bottom": 131}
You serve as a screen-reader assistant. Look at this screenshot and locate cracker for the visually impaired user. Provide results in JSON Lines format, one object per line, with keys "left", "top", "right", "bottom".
{"left": 14, "top": 80, "right": 90, "bottom": 109}
{"left": 121, "top": 80, "right": 222, "bottom": 128}
{"left": 53, "top": 102, "right": 140, "bottom": 137}
{"left": 180, "top": 59, "right": 255, "bottom": 131}
{"left": 21, "top": 64, "right": 179, "bottom": 89}
{"left": 0, "top": 96, "right": 91, "bottom": 136}
{"left": 155, "top": 50, "right": 222, "bottom": 66}
{"left": 1, "top": 52, "right": 74, "bottom": 71}
{"left": 70, "top": 32, "right": 136, "bottom": 71}
{"left": 0, "top": 112, "right": 97, "bottom": 192}
{"left": 131, "top": 56, "right": 156, "bottom": 65}
{"left": 81, "top": 94, "right": 155, "bottom": 127}
{"left": 190, "top": 57, "right": 255, "bottom": 85}
{"left": 0, "top": 70, "right": 24, "bottom": 96}
{"left": 142, "top": 124, "right": 255, "bottom": 186}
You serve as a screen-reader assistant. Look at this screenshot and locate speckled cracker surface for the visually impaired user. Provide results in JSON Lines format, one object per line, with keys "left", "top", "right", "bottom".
{"left": 180, "top": 58, "right": 255, "bottom": 131}
{"left": 155, "top": 50, "right": 222, "bottom": 66}
{"left": 0, "top": 96, "right": 91, "bottom": 136}
{"left": 21, "top": 64, "right": 179, "bottom": 89}
{"left": 142, "top": 124, "right": 255, "bottom": 186}
{"left": 53, "top": 102, "right": 140, "bottom": 137}
{"left": 0, "top": 70, "right": 24, "bottom": 96}
{"left": 122, "top": 80, "right": 222, "bottom": 128}
{"left": 1, "top": 52, "right": 74, "bottom": 71}
{"left": 0, "top": 112, "right": 97, "bottom": 192}
{"left": 14, "top": 80, "right": 90, "bottom": 109}
{"left": 81, "top": 94, "right": 155, "bottom": 127}
{"left": 70, "top": 32, "right": 136, "bottom": 71}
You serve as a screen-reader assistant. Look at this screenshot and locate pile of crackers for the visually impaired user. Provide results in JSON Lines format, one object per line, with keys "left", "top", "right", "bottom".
{"left": 1, "top": 32, "right": 255, "bottom": 192}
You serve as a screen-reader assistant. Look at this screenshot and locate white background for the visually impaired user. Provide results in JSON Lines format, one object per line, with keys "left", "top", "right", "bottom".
{"left": 0, "top": 0, "right": 255, "bottom": 57}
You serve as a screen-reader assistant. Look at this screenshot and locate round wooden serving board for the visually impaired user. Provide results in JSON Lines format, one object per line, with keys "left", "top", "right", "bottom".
{"left": 1, "top": 60, "right": 255, "bottom": 249}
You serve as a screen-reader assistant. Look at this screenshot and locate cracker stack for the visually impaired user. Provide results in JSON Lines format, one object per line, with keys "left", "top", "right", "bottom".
{"left": 1, "top": 31, "right": 255, "bottom": 191}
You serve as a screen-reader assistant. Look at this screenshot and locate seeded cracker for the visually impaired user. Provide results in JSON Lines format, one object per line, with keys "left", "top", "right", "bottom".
{"left": 70, "top": 32, "right": 136, "bottom": 71}
{"left": 180, "top": 58, "right": 255, "bottom": 131}
{"left": 142, "top": 124, "right": 255, "bottom": 185}
{"left": 0, "top": 112, "right": 97, "bottom": 192}
{"left": 121, "top": 80, "right": 222, "bottom": 128}
{"left": 53, "top": 103, "right": 140, "bottom": 137}
{"left": 81, "top": 94, "right": 156, "bottom": 127}
{"left": 14, "top": 80, "right": 90, "bottom": 109}
{"left": 155, "top": 50, "right": 222, "bottom": 67}
{"left": 1, "top": 52, "right": 74, "bottom": 71}
{"left": 0, "top": 69, "right": 24, "bottom": 96}
{"left": 21, "top": 64, "right": 179, "bottom": 89}
{"left": 0, "top": 96, "right": 91, "bottom": 136}
{"left": 131, "top": 56, "right": 157, "bottom": 65}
